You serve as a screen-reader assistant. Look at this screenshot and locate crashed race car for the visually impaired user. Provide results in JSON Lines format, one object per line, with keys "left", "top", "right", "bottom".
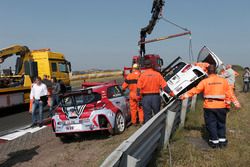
{"left": 52, "top": 82, "right": 131, "bottom": 137}
{"left": 161, "top": 46, "right": 224, "bottom": 104}
{"left": 160, "top": 57, "right": 207, "bottom": 104}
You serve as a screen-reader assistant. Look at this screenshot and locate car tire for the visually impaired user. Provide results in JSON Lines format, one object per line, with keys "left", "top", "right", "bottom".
{"left": 114, "top": 111, "right": 126, "bottom": 134}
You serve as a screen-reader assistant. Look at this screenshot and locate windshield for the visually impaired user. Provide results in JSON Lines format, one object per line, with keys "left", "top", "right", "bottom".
{"left": 61, "top": 93, "right": 101, "bottom": 108}
{"left": 59, "top": 62, "right": 69, "bottom": 73}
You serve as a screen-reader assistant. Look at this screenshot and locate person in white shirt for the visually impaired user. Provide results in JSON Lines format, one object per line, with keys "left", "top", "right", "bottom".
{"left": 30, "top": 77, "right": 48, "bottom": 127}
{"left": 220, "top": 64, "right": 236, "bottom": 90}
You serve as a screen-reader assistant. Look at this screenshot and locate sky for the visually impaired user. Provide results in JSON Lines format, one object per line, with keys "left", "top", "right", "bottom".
{"left": 0, "top": 0, "right": 250, "bottom": 71}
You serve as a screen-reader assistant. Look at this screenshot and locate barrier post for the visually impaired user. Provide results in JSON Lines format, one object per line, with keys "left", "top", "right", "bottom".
{"left": 180, "top": 98, "right": 188, "bottom": 128}
{"left": 190, "top": 95, "right": 197, "bottom": 112}
{"left": 164, "top": 110, "right": 176, "bottom": 146}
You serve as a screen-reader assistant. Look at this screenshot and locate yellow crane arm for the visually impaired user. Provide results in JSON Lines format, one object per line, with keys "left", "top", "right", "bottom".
{"left": 0, "top": 45, "right": 30, "bottom": 63}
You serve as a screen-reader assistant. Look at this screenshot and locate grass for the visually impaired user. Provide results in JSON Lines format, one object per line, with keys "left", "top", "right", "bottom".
{"left": 70, "top": 75, "right": 123, "bottom": 89}
{"left": 157, "top": 68, "right": 250, "bottom": 167}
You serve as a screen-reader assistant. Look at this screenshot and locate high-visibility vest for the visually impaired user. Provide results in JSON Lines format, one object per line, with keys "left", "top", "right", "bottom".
{"left": 122, "top": 70, "right": 141, "bottom": 98}
{"left": 137, "top": 68, "right": 167, "bottom": 94}
{"left": 186, "top": 74, "right": 231, "bottom": 108}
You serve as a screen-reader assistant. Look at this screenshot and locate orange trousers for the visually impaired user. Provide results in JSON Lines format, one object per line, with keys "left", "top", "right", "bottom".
{"left": 130, "top": 98, "right": 144, "bottom": 124}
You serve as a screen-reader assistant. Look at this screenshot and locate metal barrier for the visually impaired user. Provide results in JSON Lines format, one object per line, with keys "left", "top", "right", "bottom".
{"left": 101, "top": 100, "right": 182, "bottom": 167}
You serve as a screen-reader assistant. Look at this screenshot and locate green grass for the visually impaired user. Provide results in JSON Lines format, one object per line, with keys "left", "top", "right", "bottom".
{"left": 70, "top": 75, "right": 123, "bottom": 89}
{"left": 157, "top": 68, "right": 250, "bottom": 167}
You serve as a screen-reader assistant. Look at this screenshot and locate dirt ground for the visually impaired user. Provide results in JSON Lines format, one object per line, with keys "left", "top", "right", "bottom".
{"left": 1, "top": 76, "right": 130, "bottom": 167}
{"left": 0, "top": 125, "right": 139, "bottom": 167}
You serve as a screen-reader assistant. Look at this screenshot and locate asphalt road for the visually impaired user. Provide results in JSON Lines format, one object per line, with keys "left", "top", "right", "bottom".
{"left": 0, "top": 107, "right": 50, "bottom": 136}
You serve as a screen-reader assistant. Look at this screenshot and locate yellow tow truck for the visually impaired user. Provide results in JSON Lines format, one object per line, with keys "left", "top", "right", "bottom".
{"left": 0, "top": 45, "right": 71, "bottom": 110}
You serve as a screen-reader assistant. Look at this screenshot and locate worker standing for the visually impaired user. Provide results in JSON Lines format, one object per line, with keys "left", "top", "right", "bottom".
{"left": 242, "top": 67, "right": 250, "bottom": 92}
{"left": 49, "top": 77, "right": 61, "bottom": 117}
{"left": 30, "top": 77, "right": 48, "bottom": 127}
{"left": 122, "top": 63, "right": 144, "bottom": 125}
{"left": 220, "top": 64, "right": 236, "bottom": 90}
{"left": 137, "top": 59, "right": 173, "bottom": 123}
{"left": 180, "top": 65, "right": 240, "bottom": 148}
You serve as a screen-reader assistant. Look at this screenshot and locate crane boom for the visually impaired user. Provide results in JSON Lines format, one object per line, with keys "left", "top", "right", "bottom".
{"left": 139, "top": 0, "right": 165, "bottom": 56}
{"left": 139, "top": 31, "right": 191, "bottom": 45}
{"left": 0, "top": 45, "right": 30, "bottom": 64}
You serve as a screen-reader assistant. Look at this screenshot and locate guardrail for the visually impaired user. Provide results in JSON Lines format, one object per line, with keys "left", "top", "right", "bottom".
{"left": 101, "top": 96, "right": 196, "bottom": 167}
{"left": 101, "top": 100, "right": 182, "bottom": 167}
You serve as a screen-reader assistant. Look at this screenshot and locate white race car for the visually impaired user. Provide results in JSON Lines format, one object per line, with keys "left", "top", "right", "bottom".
{"left": 161, "top": 46, "right": 224, "bottom": 104}
{"left": 161, "top": 57, "right": 207, "bottom": 104}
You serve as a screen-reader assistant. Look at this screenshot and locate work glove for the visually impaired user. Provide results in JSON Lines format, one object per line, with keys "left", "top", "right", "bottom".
{"left": 169, "top": 91, "right": 175, "bottom": 97}
{"left": 179, "top": 93, "right": 188, "bottom": 100}
{"left": 234, "top": 103, "right": 241, "bottom": 110}
{"left": 136, "top": 96, "right": 142, "bottom": 102}
{"left": 138, "top": 101, "right": 143, "bottom": 108}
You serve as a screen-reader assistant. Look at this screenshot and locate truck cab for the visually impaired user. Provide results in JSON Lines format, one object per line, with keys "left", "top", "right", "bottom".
{"left": 0, "top": 45, "right": 71, "bottom": 110}
{"left": 123, "top": 54, "right": 163, "bottom": 78}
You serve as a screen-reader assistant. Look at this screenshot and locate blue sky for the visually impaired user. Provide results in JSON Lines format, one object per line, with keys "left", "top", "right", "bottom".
{"left": 0, "top": 0, "right": 249, "bottom": 70}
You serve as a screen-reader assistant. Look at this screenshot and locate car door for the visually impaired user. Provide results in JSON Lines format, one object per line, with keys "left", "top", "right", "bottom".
{"left": 197, "top": 46, "right": 224, "bottom": 71}
{"left": 107, "top": 85, "right": 130, "bottom": 119}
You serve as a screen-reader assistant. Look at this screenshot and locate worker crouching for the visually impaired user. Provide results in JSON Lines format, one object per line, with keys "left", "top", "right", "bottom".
{"left": 181, "top": 65, "right": 240, "bottom": 148}
{"left": 122, "top": 63, "right": 144, "bottom": 125}
{"left": 137, "top": 59, "right": 173, "bottom": 123}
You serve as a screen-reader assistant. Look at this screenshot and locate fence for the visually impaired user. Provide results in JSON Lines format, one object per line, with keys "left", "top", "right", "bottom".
{"left": 101, "top": 95, "right": 196, "bottom": 167}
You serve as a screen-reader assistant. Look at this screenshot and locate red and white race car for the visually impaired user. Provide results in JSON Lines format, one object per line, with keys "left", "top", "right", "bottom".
{"left": 52, "top": 82, "right": 131, "bottom": 137}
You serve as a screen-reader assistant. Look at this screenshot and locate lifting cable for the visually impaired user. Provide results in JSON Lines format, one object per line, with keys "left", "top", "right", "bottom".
{"left": 160, "top": 16, "right": 194, "bottom": 62}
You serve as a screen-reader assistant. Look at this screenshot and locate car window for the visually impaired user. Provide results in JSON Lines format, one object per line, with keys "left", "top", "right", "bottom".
{"left": 61, "top": 93, "right": 101, "bottom": 107}
{"left": 61, "top": 96, "right": 73, "bottom": 107}
{"left": 107, "top": 86, "right": 122, "bottom": 99}
{"left": 164, "top": 62, "right": 186, "bottom": 81}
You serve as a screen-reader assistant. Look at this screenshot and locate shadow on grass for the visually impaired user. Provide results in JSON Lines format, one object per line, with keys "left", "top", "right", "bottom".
{"left": 0, "top": 146, "right": 39, "bottom": 167}
{"left": 184, "top": 124, "right": 208, "bottom": 141}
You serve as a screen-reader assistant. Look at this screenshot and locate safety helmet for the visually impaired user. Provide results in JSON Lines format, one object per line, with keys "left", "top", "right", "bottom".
{"left": 132, "top": 63, "right": 139, "bottom": 69}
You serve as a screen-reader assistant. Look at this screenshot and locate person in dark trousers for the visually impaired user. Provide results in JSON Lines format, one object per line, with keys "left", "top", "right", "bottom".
{"left": 181, "top": 65, "right": 241, "bottom": 148}
{"left": 137, "top": 59, "right": 173, "bottom": 123}
{"left": 49, "top": 77, "right": 61, "bottom": 117}
{"left": 42, "top": 75, "right": 52, "bottom": 89}
{"left": 242, "top": 67, "right": 250, "bottom": 92}
{"left": 58, "top": 79, "right": 67, "bottom": 94}
{"left": 30, "top": 77, "right": 48, "bottom": 127}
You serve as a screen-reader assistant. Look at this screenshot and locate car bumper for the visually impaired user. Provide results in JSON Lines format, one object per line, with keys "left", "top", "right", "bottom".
{"left": 52, "top": 109, "right": 116, "bottom": 134}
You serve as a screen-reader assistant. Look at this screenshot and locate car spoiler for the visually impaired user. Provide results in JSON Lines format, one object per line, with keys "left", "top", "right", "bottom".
{"left": 60, "top": 88, "right": 93, "bottom": 98}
